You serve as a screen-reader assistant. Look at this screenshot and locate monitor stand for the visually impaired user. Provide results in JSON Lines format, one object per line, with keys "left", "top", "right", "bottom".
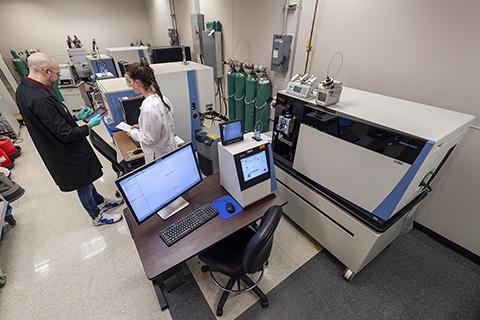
{"left": 157, "top": 196, "right": 189, "bottom": 220}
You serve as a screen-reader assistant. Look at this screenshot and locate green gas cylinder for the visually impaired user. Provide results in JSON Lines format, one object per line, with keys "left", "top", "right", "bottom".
{"left": 227, "top": 64, "right": 236, "bottom": 120}
{"left": 244, "top": 68, "right": 257, "bottom": 132}
{"left": 10, "top": 50, "right": 19, "bottom": 59}
{"left": 234, "top": 65, "right": 246, "bottom": 124}
{"left": 254, "top": 70, "right": 272, "bottom": 133}
{"left": 12, "top": 59, "right": 28, "bottom": 77}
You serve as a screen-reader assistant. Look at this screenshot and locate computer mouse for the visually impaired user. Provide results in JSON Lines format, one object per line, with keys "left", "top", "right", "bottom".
{"left": 132, "top": 148, "right": 143, "bottom": 155}
{"left": 225, "top": 202, "right": 235, "bottom": 213}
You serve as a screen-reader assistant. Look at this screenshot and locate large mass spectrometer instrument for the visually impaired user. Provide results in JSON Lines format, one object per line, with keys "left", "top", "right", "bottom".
{"left": 86, "top": 54, "right": 117, "bottom": 80}
{"left": 150, "top": 61, "right": 215, "bottom": 144}
{"left": 105, "top": 46, "right": 151, "bottom": 78}
{"left": 67, "top": 48, "right": 92, "bottom": 79}
{"left": 272, "top": 88, "right": 475, "bottom": 280}
{"left": 96, "top": 77, "right": 137, "bottom": 135}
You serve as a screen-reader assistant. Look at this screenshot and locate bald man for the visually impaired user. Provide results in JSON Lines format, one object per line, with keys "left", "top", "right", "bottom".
{"left": 16, "top": 52, "right": 122, "bottom": 226}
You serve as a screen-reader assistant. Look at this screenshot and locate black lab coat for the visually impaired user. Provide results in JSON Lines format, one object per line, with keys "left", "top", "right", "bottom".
{"left": 16, "top": 78, "right": 103, "bottom": 191}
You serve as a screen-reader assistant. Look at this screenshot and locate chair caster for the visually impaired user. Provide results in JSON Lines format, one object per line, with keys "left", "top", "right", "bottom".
{"left": 343, "top": 268, "right": 355, "bottom": 281}
{"left": 201, "top": 265, "right": 211, "bottom": 273}
{"left": 261, "top": 300, "right": 269, "bottom": 308}
{"left": 216, "top": 309, "right": 223, "bottom": 316}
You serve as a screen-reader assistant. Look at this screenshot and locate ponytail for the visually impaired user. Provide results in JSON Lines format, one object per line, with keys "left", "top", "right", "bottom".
{"left": 126, "top": 61, "right": 171, "bottom": 112}
{"left": 146, "top": 65, "right": 171, "bottom": 112}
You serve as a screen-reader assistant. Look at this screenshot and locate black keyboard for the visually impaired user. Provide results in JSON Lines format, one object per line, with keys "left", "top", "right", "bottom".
{"left": 159, "top": 203, "right": 218, "bottom": 246}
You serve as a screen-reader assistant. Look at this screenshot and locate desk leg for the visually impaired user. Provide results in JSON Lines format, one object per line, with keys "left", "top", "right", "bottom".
{"left": 152, "top": 279, "right": 169, "bottom": 310}
{"left": 152, "top": 263, "right": 189, "bottom": 311}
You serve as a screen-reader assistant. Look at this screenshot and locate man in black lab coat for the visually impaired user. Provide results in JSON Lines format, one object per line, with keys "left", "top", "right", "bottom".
{"left": 16, "top": 52, "right": 122, "bottom": 226}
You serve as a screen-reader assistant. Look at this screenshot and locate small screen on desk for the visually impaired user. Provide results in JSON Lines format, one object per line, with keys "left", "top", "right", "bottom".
{"left": 221, "top": 120, "right": 243, "bottom": 144}
{"left": 116, "top": 143, "right": 202, "bottom": 224}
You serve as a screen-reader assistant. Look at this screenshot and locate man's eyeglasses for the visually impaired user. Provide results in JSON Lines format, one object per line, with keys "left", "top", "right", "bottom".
{"left": 45, "top": 68, "right": 60, "bottom": 76}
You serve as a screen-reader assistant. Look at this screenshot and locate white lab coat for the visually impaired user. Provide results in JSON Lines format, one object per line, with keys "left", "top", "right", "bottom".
{"left": 128, "top": 94, "right": 177, "bottom": 163}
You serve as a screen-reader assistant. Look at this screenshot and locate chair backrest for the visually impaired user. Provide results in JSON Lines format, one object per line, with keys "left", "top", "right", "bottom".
{"left": 89, "top": 129, "right": 124, "bottom": 175}
{"left": 242, "top": 205, "right": 283, "bottom": 274}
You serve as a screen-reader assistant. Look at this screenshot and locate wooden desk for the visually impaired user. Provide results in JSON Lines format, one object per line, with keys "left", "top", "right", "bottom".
{"left": 112, "top": 131, "right": 185, "bottom": 163}
{"left": 123, "top": 174, "right": 287, "bottom": 308}
{"left": 112, "top": 131, "right": 143, "bottom": 162}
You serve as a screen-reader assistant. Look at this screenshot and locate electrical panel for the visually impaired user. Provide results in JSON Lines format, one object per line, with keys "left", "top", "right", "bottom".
{"left": 201, "top": 31, "right": 223, "bottom": 78}
{"left": 271, "top": 34, "right": 292, "bottom": 74}
{"left": 190, "top": 14, "right": 205, "bottom": 54}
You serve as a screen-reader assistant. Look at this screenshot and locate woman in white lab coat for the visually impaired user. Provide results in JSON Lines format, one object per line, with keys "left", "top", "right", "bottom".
{"left": 125, "top": 62, "right": 177, "bottom": 163}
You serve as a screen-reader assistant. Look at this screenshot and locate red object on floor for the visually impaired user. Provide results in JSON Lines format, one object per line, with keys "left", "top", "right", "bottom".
{"left": 0, "top": 148, "right": 13, "bottom": 169}
{"left": 0, "top": 137, "right": 16, "bottom": 155}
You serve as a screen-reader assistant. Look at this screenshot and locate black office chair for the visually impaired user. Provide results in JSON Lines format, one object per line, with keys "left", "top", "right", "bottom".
{"left": 199, "top": 205, "right": 283, "bottom": 316}
{"left": 89, "top": 129, "right": 131, "bottom": 177}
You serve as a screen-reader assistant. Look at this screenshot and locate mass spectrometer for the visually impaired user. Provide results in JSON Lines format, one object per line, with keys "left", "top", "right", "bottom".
{"left": 96, "top": 77, "right": 137, "bottom": 135}
{"left": 272, "top": 88, "right": 475, "bottom": 280}
{"left": 105, "top": 46, "right": 150, "bottom": 78}
{"left": 87, "top": 54, "right": 117, "bottom": 80}
{"left": 150, "top": 61, "right": 214, "bottom": 143}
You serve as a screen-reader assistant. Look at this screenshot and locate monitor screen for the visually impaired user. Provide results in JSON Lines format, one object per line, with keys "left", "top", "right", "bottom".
{"left": 240, "top": 150, "right": 268, "bottom": 182}
{"left": 118, "top": 60, "right": 130, "bottom": 77}
{"left": 116, "top": 143, "right": 202, "bottom": 224}
{"left": 120, "top": 95, "right": 144, "bottom": 126}
{"left": 151, "top": 46, "right": 192, "bottom": 64}
{"left": 220, "top": 120, "right": 243, "bottom": 145}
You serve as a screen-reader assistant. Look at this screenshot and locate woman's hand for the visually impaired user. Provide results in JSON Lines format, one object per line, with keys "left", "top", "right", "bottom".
{"left": 131, "top": 124, "right": 140, "bottom": 129}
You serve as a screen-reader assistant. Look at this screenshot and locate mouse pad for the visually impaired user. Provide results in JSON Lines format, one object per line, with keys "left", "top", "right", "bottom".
{"left": 211, "top": 195, "right": 243, "bottom": 219}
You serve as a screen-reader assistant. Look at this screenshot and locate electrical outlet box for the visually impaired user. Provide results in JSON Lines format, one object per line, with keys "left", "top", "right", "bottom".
{"left": 271, "top": 34, "right": 292, "bottom": 74}
{"left": 201, "top": 31, "right": 224, "bottom": 78}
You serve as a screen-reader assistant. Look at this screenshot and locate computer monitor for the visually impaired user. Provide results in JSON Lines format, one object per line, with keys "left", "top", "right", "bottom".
{"left": 220, "top": 120, "right": 244, "bottom": 145}
{"left": 118, "top": 60, "right": 130, "bottom": 77}
{"left": 115, "top": 143, "right": 202, "bottom": 224}
{"left": 151, "top": 46, "right": 192, "bottom": 64}
{"left": 120, "top": 95, "right": 144, "bottom": 126}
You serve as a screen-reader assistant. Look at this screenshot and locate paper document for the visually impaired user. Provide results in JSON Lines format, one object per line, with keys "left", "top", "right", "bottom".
{"left": 116, "top": 122, "right": 132, "bottom": 132}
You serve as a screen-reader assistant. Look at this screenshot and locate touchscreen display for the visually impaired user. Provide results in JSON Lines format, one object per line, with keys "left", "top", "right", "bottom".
{"left": 240, "top": 150, "right": 269, "bottom": 182}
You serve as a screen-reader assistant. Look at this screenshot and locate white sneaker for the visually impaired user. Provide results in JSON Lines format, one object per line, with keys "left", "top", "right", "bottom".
{"left": 0, "top": 167, "right": 11, "bottom": 178}
{"left": 98, "top": 198, "right": 124, "bottom": 213}
{"left": 92, "top": 212, "right": 123, "bottom": 226}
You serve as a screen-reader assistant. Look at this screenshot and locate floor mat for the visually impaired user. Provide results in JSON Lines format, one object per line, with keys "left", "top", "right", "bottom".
{"left": 238, "top": 229, "right": 480, "bottom": 320}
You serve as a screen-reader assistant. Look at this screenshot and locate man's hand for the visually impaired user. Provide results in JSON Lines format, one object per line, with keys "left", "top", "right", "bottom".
{"left": 87, "top": 114, "right": 102, "bottom": 127}
{"left": 75, "top": 107, "right": 92, "bottom": 121}
{"left": 131, "top": 124, "right": 140, "bottom": 129}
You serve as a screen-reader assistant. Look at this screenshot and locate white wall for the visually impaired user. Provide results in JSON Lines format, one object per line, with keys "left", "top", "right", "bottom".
{"left": 171, "top": 0, "right": 195, "bottom": 52}
{"left": 0, "top": 0, "right": 153, "bottom": 63}
{"left": 174, "top": 0, "right": 480, "bottom": 255}
{"left": 144, "top": 0, "right": 175, "bottom": 46}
